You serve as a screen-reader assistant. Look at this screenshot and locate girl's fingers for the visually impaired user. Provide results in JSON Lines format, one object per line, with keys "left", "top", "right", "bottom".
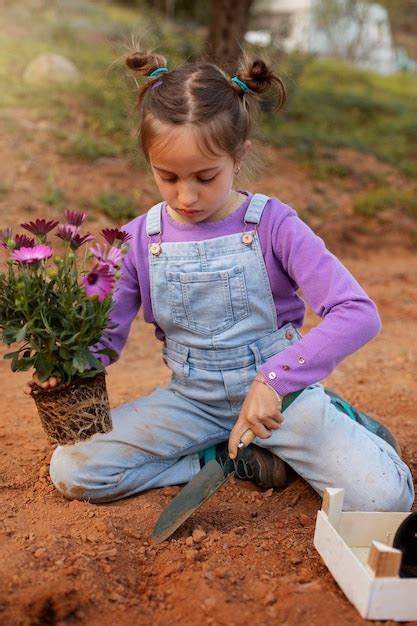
{"left": 262, "top": 417, "right": 282, "bottom": 431}
{"left": 24, "top": 375, "right": 62, "bottom": 395}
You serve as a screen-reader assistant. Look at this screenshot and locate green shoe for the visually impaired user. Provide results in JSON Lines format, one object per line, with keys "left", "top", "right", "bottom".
{"left": 215, "top": 442, "right": 287, "bottom": 490}
{"left": 324, "top": 388, "right": 401, "bottom": 456}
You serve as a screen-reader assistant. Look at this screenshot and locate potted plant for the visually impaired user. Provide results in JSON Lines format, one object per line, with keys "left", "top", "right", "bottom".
{"left": 0, "top": 210, "right": 131, "bottom": 445}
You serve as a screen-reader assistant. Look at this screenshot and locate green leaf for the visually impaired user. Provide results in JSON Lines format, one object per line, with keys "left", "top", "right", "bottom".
{"left": 77, "top": 369, "right": 103, "bottom": 379}
{"left": 35, "top": 353, "right": 55, "bottom": 382}
{"left": 15, "top": 357, "right": 35, "bottom": 372}
{"left": 63, "top": 361, "right": 76, "bottom": 376}
{"left": 15, "top": 323, "right": 28, "bottom": 342}
{"left": 72, "top": 351, "right": 89, "bottom": 373}
{"left": 85, "top": 352, "right": 105, "bottom": 372}
{"left": 59, "top": 347, "right": 72, "bottom": 360}
{"left": 3, "top": 350, "right": 20, "bottom": 360}
{"left": 2, "top": 327, "right": 20, "bottom": 344}
{"left": 97, "top": 348, "right": 119, "bottom": 360}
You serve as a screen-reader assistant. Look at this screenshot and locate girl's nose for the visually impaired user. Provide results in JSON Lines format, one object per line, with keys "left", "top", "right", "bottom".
{"left": 177, "top": 184, "right": 197, "bottom": 207}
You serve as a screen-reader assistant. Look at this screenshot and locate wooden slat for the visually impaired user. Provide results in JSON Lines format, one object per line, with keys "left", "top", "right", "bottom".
{"left": 322, "top": 488, "right": 345, "bottom": 529}
{"left": 367, "top": 541, "right": 402, "bottom": 578}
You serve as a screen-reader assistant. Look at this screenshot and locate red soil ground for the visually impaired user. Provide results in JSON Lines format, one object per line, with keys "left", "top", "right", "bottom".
{"left": 1, "top": 110, "right": 417, "bottom": 626}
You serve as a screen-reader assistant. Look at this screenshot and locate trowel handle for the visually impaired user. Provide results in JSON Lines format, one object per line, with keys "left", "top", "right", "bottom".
{"left": 237, "top": 429, "right": 256, "bottom": 449}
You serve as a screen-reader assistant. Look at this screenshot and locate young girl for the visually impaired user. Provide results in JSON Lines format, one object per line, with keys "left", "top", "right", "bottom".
{"left": 28, "top": 52, "right": 413, "bottom": 512}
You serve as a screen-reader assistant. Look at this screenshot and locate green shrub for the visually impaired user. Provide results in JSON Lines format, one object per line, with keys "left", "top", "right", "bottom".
{"left": 353, "top": 188, "right": 417, "bottom": 217}
{"left": 95, "top": 192, "right": 137, "bottom": 221}
{"left": 42, "top": 177, "right": 67, "bottom": 210}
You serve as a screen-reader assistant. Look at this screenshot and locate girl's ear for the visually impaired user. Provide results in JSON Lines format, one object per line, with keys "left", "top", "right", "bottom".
{"left": 235, "top": 140, "right": 252, "bottom": 166}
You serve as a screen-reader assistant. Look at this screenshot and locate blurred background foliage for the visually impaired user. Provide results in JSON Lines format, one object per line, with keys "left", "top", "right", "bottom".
{"left": 0, "top": 0, "right": 416, "bottom": 227}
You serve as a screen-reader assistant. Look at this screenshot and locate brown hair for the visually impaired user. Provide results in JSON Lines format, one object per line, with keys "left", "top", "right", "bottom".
{"left": 125, "top": 51, "right": 286, "bottom": 162}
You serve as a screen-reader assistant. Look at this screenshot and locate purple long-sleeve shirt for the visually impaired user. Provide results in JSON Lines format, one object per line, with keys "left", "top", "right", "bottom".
{"left": 100, "top": 192, "right": 381, "bottom": 397}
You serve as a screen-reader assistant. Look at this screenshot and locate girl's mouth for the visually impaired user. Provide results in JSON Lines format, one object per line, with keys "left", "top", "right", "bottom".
{"left": 175, "top": 209, "right": 201, "bottom": 216}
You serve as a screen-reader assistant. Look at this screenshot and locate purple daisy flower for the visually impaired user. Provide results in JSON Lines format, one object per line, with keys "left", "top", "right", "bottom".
{"left": 20, "top": 219, "right": 59, "bottom": 237}
{"left": 56, "top": 224, "right": 79, "bottom": 242}
{"left": 0, "top": 227, "right": 12, "bottom": 242}
{"left": 1, "top": 234, "right": 36, "bottom": 250}
{"left": 64, "top": 210, "right": 87, "bottom": 227}
{"left": 70, "top": 233, "right": 95, "bottom": 250}
{"left": 82, "top": 263, "right": 115, "bottom": 301}
{"left": 89, "top": 243, "right": 122, "bottom": 270}
{"left": 102, "top": 228, "right": 132, "bottom": 246}
{"left": 56, "top": 224, "right": 94, "bottom": 250}
{"left": 14, "top": 234, "right": 36, "bottom": 250}
{"left": 11, "top": 244, "right": 53, "bottom": 265}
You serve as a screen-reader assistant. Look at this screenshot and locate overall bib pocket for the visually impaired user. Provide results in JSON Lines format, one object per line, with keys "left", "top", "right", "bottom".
{"left": 167, "top": 265, "right": 250, "bottom": 335}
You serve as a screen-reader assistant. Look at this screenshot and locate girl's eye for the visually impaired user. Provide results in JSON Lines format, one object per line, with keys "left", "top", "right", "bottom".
{"left": 198, "top": 176, "right": 216, "bottom": 185}
{"left": 161, "top": 177, "right": 177, "bottom": 184}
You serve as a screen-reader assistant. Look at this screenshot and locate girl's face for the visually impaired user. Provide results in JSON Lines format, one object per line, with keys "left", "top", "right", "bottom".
{"left": 148, "top": 124, "right": 244, "bottom": 224}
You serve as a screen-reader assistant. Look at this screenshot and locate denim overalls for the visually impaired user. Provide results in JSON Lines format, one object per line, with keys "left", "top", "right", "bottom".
{"left": 50, "top": 195, "right": 414, "bottom": 511}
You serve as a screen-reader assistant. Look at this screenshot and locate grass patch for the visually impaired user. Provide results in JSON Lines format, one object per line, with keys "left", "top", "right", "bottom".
{"left": 64, "top": 134, "right": 122, "bottom": 162}
{"left": 353, "top": 187, "right": 417, "bottom": 218}
{"left": 1, "top": 1, "right": 417, "bottom": 187}
{"left": 42, "top": 177, "right": 67, "bottom": 211}
{"left": 262, "top": 56, "right": 417, "bottom": 179}
{"left": 95, "top": 192, "right": 137, "bottom": 221}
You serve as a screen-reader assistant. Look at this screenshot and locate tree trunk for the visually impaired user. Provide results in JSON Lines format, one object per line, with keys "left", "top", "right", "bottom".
{"left": 203, "top": 0, "right": 255, "bottom": 74}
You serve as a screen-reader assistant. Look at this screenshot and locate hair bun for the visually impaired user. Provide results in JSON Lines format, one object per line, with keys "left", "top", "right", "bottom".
{"left": 126, "top": 51, "right": 167, "bottom": 77}
{"left": 236, "top": 58, "right": 286, "bottom": 111}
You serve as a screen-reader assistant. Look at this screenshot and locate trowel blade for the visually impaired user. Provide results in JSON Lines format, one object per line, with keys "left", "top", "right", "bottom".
{"left": 152, "top": 460, "right": 232, "bottom": 544}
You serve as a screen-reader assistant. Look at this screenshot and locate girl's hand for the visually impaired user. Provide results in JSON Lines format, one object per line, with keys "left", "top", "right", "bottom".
{"left": 228, "top": 376, "right": 283, "bottom": 459}
{"left": 24, "top": 373, "right": 61, "bottom": 396}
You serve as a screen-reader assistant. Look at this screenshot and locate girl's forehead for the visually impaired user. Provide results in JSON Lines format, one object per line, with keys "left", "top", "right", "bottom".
{"left": 148, "top": 123, "right": 232, "bottom": 173}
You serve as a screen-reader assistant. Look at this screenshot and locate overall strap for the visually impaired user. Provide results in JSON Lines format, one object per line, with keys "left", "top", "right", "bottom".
{"left": 243, "top": 193, "right": 270, "bottom": 225}
{"left": 146, "top": 202, "right": 164, "bottom": 237}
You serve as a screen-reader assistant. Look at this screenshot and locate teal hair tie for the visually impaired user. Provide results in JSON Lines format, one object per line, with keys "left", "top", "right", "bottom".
{"left": 148, "top": 67, "right": 169, "bottom": 79}
{"left": 231, "top": 76, "right": 250, "bottom": 93}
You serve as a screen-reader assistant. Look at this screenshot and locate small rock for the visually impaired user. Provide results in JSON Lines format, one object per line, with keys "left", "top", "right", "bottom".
{"left": 98, "top": 547, "right": 118, "bottom": 559}
{"left": 38, "top": 465, "right": 49, "bottom": 479}
{"left": 185, "top": 549, "right": 199, "bottom": 562}
{"left": 23, "top": 54, "right": 80, "bottom": 85}
{"left": 289, "top": 493, "right": 301, "bottom": 507}
{"left": 202, "top": 596, "right": 217, "bottom": 609}
{"left": 213, "top": 567, "right": 227, "bottom": 579}
{"left": 299, "top": 513, "right": 311, "bottom": 527}
{"left": 161, "top": 562, "right": 182, "bottom": 578}
{"left": 109, "top": 591, "right": 125, "bottom": 603}
{"left": 232, "top": 526, "right": 245, "bottom": 536}
{"left": 185, "top": 536, "right": 194, "bottom": 546}
{"left": 192, "top": 527, "right": 206, "bottom": 543}
{"left": 264, "top": 488, "right": 274, "bottom": 497}
{"left": 34, "top": 548, "right": 47, "bottom": 558}
{"left": 291, "top": 557, "right": 302, "bottom": 565}
{"left": 264, "top": 592, "right": 277, "bottom": 606}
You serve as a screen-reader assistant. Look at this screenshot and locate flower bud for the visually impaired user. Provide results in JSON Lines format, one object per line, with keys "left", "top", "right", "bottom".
{"left": 114, "top": 271, "right": 121, "bottom": 279}
{"left": 48, "top": 269, "right": 57, "bottom": 279}
{"left": 67, "top": 252, "right": 75, "bottom": 261}
{"left": 6, "top": 238, "right": 16, "bottom": 250}
{"left": 121, "top": 244, "right": 129, "bottom": 255}
{"left": 54, "top": 255, "right": 62, "bottom": 264}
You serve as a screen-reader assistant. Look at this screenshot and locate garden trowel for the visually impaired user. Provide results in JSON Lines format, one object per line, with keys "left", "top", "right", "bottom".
{"left": 152, "top": 429, "right": 255, "bottom": 544}
{"left": 152, "top": 390, "right": 303, "bottom": 543}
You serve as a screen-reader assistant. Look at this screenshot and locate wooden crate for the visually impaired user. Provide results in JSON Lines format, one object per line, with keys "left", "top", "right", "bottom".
{"left": 314, "top": 488, "right": 417, "bottom": 621}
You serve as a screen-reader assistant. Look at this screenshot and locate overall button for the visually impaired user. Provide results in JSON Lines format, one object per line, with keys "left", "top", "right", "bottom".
{"left": 242, "top": 233, "right": 253, "bottom": 246}
{"left": 298, "top": 356, "right": 306, "bottom": 364}
{"left": 285, "top": 330, "right": 294, "bottom": 340}
{"left": 150, "top": 243, "right": 161, "bottom": 256}
{"left": 282, "top": 364, "right": 290, "bottom": 371}
{"left": 268, "top": 372, "right": 277, "bottom": 380}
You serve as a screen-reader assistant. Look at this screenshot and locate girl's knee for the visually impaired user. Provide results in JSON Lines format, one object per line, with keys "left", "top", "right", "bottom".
{"left": 49, "top": 445, "right": 94, "bottom": 501}
{"left": 343, "top": 473, "right": 414, "bottom": 512}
